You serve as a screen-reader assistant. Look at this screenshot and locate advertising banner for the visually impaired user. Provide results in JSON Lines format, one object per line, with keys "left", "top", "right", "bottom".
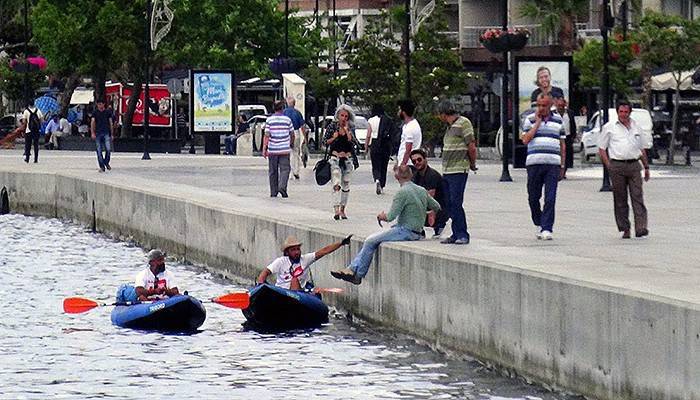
{"left": 190, "top": 71, "right": 234, "bottom": 132}
{"left": 105, "top": 83, "right": 172, "bottom": 127}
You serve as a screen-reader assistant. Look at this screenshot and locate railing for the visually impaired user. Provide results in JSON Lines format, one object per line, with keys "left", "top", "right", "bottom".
{"left": 462, "top": 24, "right": 557, "bottom": 49}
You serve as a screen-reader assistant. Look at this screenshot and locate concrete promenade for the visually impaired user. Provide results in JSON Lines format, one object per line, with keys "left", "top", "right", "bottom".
{"left": 1, "top": 149, "right": 699, "bottom": 400}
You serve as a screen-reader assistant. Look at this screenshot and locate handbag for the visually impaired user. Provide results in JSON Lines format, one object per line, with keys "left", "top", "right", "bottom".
{"left": 314, "top": 146, "right": 332, "bottom": 185}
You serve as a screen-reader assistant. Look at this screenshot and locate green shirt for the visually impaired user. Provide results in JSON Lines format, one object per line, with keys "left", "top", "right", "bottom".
{"left": 442, "top": 116, "right": 475, "bottom": 174}
{"left": 386, "top": 181, "right": 441, "bottom": 232}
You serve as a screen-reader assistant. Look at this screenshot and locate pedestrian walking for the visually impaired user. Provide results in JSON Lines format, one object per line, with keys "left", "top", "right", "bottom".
{"left": 325, "top": 104, "right": 356, "bottom": 220}
{"left": 598, "top": 101, "right": 650, "bottom": 239}
{"left": 521, "top": 93, "right": 566, "bottom": 240}
{"left": 263, "top": 100, "right": 294, "bottom": 198}
{"left": 436, "top": 100, "right": 477, "bottom": 245}
{"left": 91, "top": 99, "right": 114, "bottom": 172}
{"left": 397, "top": 100, "right": 422, "bottom": 166}
{"left": 553, "top": 94, "right": 576, "bottom": 178}
{"left": 366, "top": 104, "right": 393, "bottom": 194}
{"left": 330, "top": 165, "right": 441, "bottom": 285}
{"left": 283, "top": 96, "right": 306, "bottom": 180}
{"left": 22, "top": 101, "right": 43, "bottom": 164}
{"left": 409, "top": 148, "right": 448, "bottom": 238}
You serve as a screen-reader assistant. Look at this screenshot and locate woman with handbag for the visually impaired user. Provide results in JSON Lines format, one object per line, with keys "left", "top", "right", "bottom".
{"left": 325, "top": 104, "right": 356, "bottom": 220}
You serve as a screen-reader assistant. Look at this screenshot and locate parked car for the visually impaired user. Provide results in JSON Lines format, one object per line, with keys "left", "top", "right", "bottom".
{"left": 581, "top": 108, "right": 653, "bottom": 161}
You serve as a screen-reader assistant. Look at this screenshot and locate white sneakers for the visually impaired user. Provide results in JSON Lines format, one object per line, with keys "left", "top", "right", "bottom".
{"left": 536, "top": 227, "right": 553, "bottom": 240}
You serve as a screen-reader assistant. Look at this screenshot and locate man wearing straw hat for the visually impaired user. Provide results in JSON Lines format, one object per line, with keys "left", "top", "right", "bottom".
{"left": 257, "top": 234, "right": 352, "bottom": 291}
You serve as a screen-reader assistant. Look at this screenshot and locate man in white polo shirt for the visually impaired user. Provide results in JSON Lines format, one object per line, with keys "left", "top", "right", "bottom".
{"left": 598, "top": 101, "right": 650, "bottom": 239}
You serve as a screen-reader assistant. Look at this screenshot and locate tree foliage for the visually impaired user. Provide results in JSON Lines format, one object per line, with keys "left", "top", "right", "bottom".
{"left": 162, "top": 0, "right": 322, "bottom": 77}
{"left": 520, "top": 0, "right": 589, "bottom": 53}
{"left": 573, "top": 33, "right": 640, "bottom": 96}
{"left": 636, "top": 11, "right": 700, "bottom": 164}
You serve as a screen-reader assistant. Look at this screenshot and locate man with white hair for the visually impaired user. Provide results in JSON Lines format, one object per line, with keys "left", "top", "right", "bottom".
{"left": 283, "top": 96, "right": 306, "bottom": 180}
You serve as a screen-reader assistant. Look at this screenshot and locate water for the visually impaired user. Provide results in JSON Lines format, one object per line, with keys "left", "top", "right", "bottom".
{"left": 0, "top": 214, "right": 584, "bottom": 400}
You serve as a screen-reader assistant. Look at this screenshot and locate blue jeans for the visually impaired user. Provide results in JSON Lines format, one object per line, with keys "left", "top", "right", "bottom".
{"left": 225, "top": 136, "right": 237, "bottom": 154}
{"left": 350, "top": 225, "right": 423, "bottom": 278}
{"left": 526, "top": 164, "right": 560, "bottom": 232}
{"left": 443, "top": 173, "right": 469, "bottom": 241}
{"left": 95, "top": 135, "right": 112, "bottom": 169}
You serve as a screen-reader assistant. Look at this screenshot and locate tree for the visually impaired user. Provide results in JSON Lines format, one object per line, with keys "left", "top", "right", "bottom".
{"left": 573, "top": 32, "right": 640, "bottom": 96}
{"left": 409, "top": 0, "right": 474, "bottom": 146}
{"left": 162, "top": 0, "right": 322, "bottom": 77}
{"left": 520, "top": 0, "right": 589, "bottom": 54}
{"left": 342, "top": 12, "right": 402, "bottom": 112}
{"left": 636, "top": 11, "right": 700, "bottom": 165}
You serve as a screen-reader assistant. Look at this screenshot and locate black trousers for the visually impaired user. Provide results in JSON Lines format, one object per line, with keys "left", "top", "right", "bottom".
{"left": 24, "top": 132, "right": 39, "bottom": 162}
{"left": 370, "top": 143, "right": 391, "bottom": 188}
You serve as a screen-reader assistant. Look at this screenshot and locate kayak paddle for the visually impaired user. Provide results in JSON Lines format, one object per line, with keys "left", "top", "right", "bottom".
{"left": 64, "top": 292, "right": 252, "bottom": 314}
{"left": 210, "top": 292, "right": 250, "bottom": 309}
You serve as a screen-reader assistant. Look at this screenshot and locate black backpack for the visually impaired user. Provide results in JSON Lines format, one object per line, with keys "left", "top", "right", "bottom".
{"left": 27, "top": 108, "right": 40, "bottom": 134}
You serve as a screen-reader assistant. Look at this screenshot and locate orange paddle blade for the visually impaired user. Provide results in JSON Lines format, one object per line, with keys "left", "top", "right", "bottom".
{"left": 63, "top": 297, "right": 100, "bottom": 314}
{"left": 211, "top": 292, "right": 250, "bottom": 309}
{"left": 314, "top": 287, "right": 344, "bottom": 294}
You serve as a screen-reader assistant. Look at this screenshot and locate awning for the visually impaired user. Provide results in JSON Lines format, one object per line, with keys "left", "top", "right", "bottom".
{"left": 70, "top": 89, "right": 94, "bottom": 104}
{"left": 651, "top": 70, "right": 700, "bottom": 91}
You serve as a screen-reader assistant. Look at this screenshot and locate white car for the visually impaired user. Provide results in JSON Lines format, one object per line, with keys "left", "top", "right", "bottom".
{"left": 354, "top": 115, "right": 368, "bottom": 147}
{"left": 581, "top": 108, "right": 653, "bottom": 161}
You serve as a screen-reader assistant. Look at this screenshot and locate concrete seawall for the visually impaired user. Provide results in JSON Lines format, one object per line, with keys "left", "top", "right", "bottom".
{"left": 2, "top": 166, "right": 699, "bottom": 400}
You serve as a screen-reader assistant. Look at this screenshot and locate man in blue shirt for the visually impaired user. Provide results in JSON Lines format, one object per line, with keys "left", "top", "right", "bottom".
{"left": 91, "top": 99, "right": 114, "bottom": 172}
{"left": 283, "top": 96, "right": 306, "bottom": 180}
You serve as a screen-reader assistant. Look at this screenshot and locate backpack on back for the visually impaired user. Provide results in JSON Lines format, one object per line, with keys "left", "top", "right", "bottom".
{"left": 27, "top": 108, "right": 40, "bottom": 134}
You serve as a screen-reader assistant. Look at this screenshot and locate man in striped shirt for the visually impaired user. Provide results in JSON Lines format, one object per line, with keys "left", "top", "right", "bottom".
{"left": 520, "top": 93, "right": 566, "bottom": 240}
{"left": 263, "top": 100, "right": 295, "bottom": 198}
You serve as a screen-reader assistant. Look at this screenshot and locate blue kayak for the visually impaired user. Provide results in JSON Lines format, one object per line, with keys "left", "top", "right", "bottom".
{"left": 110, "top": 295, "right": 206, "bottom": 332}
{"left": 242, "top": 283, "right": 329, "bottom": 332}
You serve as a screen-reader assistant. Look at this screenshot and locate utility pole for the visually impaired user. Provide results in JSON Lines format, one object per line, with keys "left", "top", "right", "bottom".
{"left": 23, "top": 0, "right": 29, "bottom": 107}
{"left": 600, "top": 0, "right": 612, "bottom": 191}
{"left": 404, "top": 0, "right": 412, "bottom": 99}
{"left": 332, "top": 0, "right": 337, "bottom": 78}
{"left": 499, "top": 0, "right": 512, "bottom": 182}
{"left": 142, "top": 0, "right": 152, "bottom": 160}
{"left": 284, "top": 0, "right": 289, "bottom": 59}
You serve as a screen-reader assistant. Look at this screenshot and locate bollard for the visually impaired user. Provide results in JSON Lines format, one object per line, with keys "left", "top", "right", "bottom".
{"left": 0, "top": 186, "right": 9, "bottom": 215}
{"left": 91, "top": 199, "right": 96, "bottom": 233}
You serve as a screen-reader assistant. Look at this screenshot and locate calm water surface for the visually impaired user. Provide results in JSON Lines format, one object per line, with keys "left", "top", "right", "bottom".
{"left": 0, "top": 214, "right": 584, "bottom": 400}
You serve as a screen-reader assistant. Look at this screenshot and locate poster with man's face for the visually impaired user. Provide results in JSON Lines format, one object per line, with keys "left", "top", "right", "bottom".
{"left": 517, "top": 61, "right": 570, "bottom": 113}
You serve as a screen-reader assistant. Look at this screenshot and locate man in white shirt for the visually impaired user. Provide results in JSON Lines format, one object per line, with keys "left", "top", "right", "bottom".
{"left": 397, "top": 100, "right": 422, "bottom": 166}
{"left": 22, "top": 103, "right": 43, "bottom": 163}
{"left": 598, "top": 101, "right": 650, "bottom": 239}
{"left": 135, "top": 249, "right": 179, "bottom": 301}
{"left": 44, "top": 115, "right": 60, "bottom": 150}
{"left": 49, "top": 115, "right": 71, "bottom": 150}
{"left": 256, "top": 235, "right": 352, "bottom": 291}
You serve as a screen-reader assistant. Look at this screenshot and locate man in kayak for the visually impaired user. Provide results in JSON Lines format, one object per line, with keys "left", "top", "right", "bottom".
{"left": 257, "top": 235, "right": 352, "bottom": 291}
{"left": 135, "top": 249, "right": 179, "bottom": 301}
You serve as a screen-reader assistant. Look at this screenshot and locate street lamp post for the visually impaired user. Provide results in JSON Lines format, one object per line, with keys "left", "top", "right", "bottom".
{"left": 600, "top": 0, "right": 612, "bottom": 191}
{"left": 284, "top": 0, "right": 289, "bottom": 59}
{"left": 404, "top": 0, "right": 412, "bottom": 99}
{"left": 332, "top": 0, "right": 337, "bottom": 78}
{"left": 499, "top": 0, "right": 512, "bottom": 182}
{"left": 142, "top": 0, "right": 152, "bottom": 160}
{"left": 23, "top": 0, "right": 29, "bottom": 107}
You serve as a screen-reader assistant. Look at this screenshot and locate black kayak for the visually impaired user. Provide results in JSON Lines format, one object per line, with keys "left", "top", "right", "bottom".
{"left": 242, "top": 283, "right": 329, "bottom": 332}
{"left": 110, "top": 295, "right": 206, "bottom": 333}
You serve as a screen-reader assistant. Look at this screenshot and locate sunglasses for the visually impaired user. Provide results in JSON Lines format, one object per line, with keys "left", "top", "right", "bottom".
{"left": 411, "top": 157, "right": 424, "bottom": 163}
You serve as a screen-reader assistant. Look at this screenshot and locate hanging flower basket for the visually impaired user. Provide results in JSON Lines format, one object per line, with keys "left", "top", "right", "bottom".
{"left": 480, "top": 29, "right": 509, "bottom": 53}
{"left": 480, "top": 28, "right": 530, "bottom": 53}
{"left": 507, "top": 31, "right": 529, "bottom": 51}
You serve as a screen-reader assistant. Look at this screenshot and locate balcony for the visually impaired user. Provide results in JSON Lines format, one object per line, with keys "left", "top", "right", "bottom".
{"left": 462, "top": 24, "right": 558, "bottom": 49}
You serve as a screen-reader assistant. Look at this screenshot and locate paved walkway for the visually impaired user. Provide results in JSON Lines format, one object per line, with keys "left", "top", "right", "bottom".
{"left": 2, "top": 149, "right": 700, "bottom": 306}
